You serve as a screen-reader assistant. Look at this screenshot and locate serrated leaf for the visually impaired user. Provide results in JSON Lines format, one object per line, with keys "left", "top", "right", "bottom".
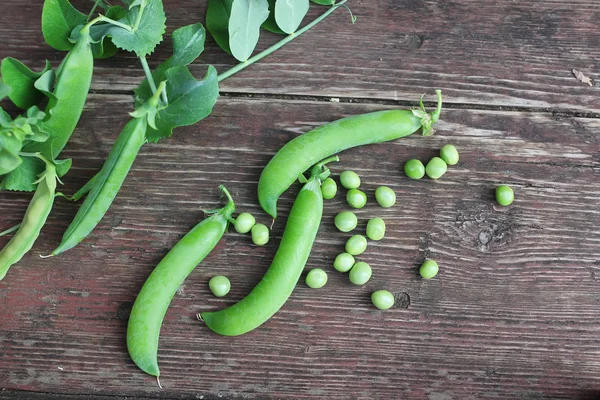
{"left": 101, "top": 0, "right": 166, "bottom": 57}
{"left": 42, "top": 0, "right": 88, "bottom": 51}
{"left": 172, "top": 23, "right": 207, "bottom": 67}
{"left": 310, "top": 0, "right": 335, "bottom": 4}
{"left": 1, "top": 58, "right": 53, "bottom": 109}
{"left": 262, "top": 0, "right": 285, "bottom": 34}
{"left": 206, "top": 0, "right": 235, "bottom": 55}
{"left": 229, "top": 0, "right": 270, "bottom": 62}
{"left": 145, "top": 66, "right": 219, "bottom": 143}
{"left": 0, "top": 156, "right": 42, "bottom": 192}
{"left": 92, "top": 5, "right": 128, "bottom": 59}
{"left": 275, "top": 0, "right": 309, "bottom": 34}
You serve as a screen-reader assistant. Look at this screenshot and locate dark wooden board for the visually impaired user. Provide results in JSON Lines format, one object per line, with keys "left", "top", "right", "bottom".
{"left": 0, "top": 96, "right": 599, "bottom": 399}
{"left": 0, "top": 1, "right": 599, "bottom": 112}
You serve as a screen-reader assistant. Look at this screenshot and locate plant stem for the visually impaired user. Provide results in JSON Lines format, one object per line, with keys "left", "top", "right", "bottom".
{"left": 97, "top": 16, "right": 133, "bottom": 32}
{"left": 217, "top": 0, "right": 349, "bottom": 82}
{"left": 0, "top": 224, "right": 21, "bottom": 237}
{"left": 132, "top": 3, "right": 146, "bottom": 31}
{"left": 139, "top": 56, "right": 169, "bottom": 105}
{"left": 87, "top": 0, "right": 103, "bottom": 22}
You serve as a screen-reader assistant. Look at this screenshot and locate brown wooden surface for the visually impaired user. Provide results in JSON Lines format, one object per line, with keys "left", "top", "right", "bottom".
{"left": 1, "top": 1, "right": 600, "bottom": 399}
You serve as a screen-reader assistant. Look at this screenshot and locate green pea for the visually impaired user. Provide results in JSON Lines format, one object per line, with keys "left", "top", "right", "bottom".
{"left": 425, "top": 157, "right": 447, "bottom": 179}
{"left": 496, "top": 185, "right": 514, "bottom": 206}
{"left": 404, "top": 159, "right": 425, "bottom": 180}
{"left": 345, "top": 234, "right": 367, "bottom": 256}
{"left": 440, "top": 144, "right": 459, "bottom": 166}
{"left": 349, "top": 261, "right": 372, "bottom": 285}
{"left": 366, "top": 217, "right": 386, "bottom": 241}
{"left": 234, "top": 212, "right": 256, "bottom": 234}
{"left": 333, "top": 252, "right": 355, "bottom": 272}
{"left": 346, "top": 188, "right": 367, "bottom": 209}
{"left": 371, "top": 290, "right": 395, "bottom": 310}
{"left": 305, "top": 268, "right": 328, "bottom": 289}
{"left": 251, "top": 223, "right": 270, "bottom": 246}
{"left": 321, "top": 177, "right": 337, "bottom": 199}
{"left": 419, "top": 259, "right": 439, "bottom": 279}
{"left": 334, "top": 211, "right": 358, "bottom": 232}
{"left": 375, "top": 186, "right": 396, "bottom": 208}
{"left": 209, "top": 276, "right": 231, "bottom": 297}
{"left": 340, "top": 170, "right": 361, "bottom": 189}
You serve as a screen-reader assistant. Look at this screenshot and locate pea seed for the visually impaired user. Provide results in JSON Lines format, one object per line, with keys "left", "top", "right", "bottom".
{"left": 440, "top": 144, "right": 459, "bottom": 166}
{"left": 349, "top": 261, "right": 372, "bottom": 285}
{"left": 305, "top": 268, "right": 328, "bottom": 288}
{"left": 496, "top": 185, "right": 514, "bottom": 206}
{"left": 321, "top": 177, "right": 337, "bottom": 200}
{"left": 209, "top": 276, "right": 231, "bottom": 297}
{"left": 334, "top": 211, "right": 358, "bottom": 232}
{"left": 234, "top": 212, "right": 256, "bottom": 234}
{"left": 340, "top": 170, "right": 361, "bottom": 189}
{"left": 251, "top": 223, "right": 270, "bottom": 246}
{"left": 375, "top": 186, "right": 396, "bottom": 208}
{"left": 419, "top": 259, "right": 439, "bottom": 279}
{"left": 404, "top": 159, "right": 425, "bottom": 180}
{"left": 366, "top": 217, "right": 385, "bottom": 241}
{"left": 346, "top": 188, "right": 367, "bottom": 209}
{"left": 333, "top": 253, "right": 355, "bottom": 272}
{"left": 345, "top": 234, "right": 367, "bottom": 255}
{"left": 371, "top": 290, "right": 394, "bottom": 310}
{"left": 425, "top": 157, "right": 447, "bottom": 179}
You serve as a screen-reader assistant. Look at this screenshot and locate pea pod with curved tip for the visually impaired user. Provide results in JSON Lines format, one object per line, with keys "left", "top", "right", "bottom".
{"left": 258, "top": 90, "right": 442, "bottom": 218}
{"left": 0, "top": 156, "right": 57, "bottom": 281}
{"left": 200, "top": 156, "right": 338, "bottom": 336}
{"left": 127, "top": 185, "right": 235, "bottom": 377}
{"left": 50, "top": 115, "right": 147, "bottom": 256}
{"left": 23, "top": 24, "right": 95, "bottom": 161}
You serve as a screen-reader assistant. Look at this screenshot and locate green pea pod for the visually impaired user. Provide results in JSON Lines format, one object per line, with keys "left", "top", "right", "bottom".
{"left": 200, "top": 156, "right": 338, "bottom": 336}
{"left": 0, "top": 156, "right": 58, "bottom": 281}
{"left": 51, "top": 116, "right": 147, "bottom": 256}
{"left": 127, "top": 186, "right": 235, "bottom": 377}
{"left": 258, "top": 90, "right": 442, "bottom": 218}
{"left": 23, "top": 25, "right": 95, "bottom": 161}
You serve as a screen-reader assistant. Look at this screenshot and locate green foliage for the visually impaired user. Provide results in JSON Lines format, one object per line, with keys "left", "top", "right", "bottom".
{"left": 229, "top": 0, "right": 270, "bottom": 62}
{"left": 41, "top": 0, "right": 87, "bottom": 51}
{"left": 275, "top": 0, "right": 309, "bottom": 34}
{"left": 0, "top": 58, "right": 53, "bottom": 109}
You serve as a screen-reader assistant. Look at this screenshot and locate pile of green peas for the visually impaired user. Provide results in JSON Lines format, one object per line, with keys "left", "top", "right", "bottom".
{"left": 404, "top": 143, "right": 459, "bottom": 180}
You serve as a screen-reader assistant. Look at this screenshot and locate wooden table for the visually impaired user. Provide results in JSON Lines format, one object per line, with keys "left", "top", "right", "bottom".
{"left": 1, "top": 1, "right": 599, "bottom": 399}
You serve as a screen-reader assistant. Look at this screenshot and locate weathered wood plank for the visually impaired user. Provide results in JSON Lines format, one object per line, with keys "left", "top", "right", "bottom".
{"left": 0, "top": 97, "right": 599, "bottom": 399}
{"left": 0, "top": 1, "right": 599, "bottom": 111}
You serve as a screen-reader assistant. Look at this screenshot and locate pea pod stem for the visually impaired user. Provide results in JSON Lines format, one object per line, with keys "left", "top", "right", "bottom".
{"left": 127, "top": 185, "right": 235, "bottom": 377}
{"left": 200, "top": 158, "right": 337, "bottom": 336}
{"left": 258, "top": 91, "right": 443, "bottom": 218}
{"left": 217, "top": 0, "right": 349, "bottom": 82}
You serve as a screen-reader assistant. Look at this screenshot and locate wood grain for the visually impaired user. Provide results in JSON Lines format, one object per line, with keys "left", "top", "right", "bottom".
{"left": 0, "top": 1, "right": 599, "bottom": 112}
{"left": 0, "top": 96, "right": 599, "bottom": 399}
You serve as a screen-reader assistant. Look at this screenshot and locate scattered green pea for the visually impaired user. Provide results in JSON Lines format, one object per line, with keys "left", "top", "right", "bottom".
{"left": 371, "top": 290, "right": 394, "bottom": 310}
{"left": 333, "top": 252, "right": 355, "bottom": 272}
{"left": 209, "top": 276, "right": 231, "bottom": 297}
{"left": 496, "top": 185, "right": 514, "bottom": 206}
{"left": 346, "top": 188, "right": 367, "bottom": 209}
{"left": 419, "top": 259, "right": 439, "bottom": 279}
{"left": 305, "top": 268, "right": 328, "bottom": 289}
{"left": 345, "top": 234, "right": 367, "bottom": 256}
{"left": 251, "top": 223, "right": 270, "bottom": 246}
{"left": 234, "top": 212, "right": 256, "bottom": 234}
{"left": 334, "top": 211, "right": 358, "bottom": 232}
{"left": 366, "top": 217, "right": 386, "bottom": 241}
{"left": 340, "top": 170, "right": 361, "bottom": 189}
{"left": 321, "top": 177, "right": 337, "bottom": 200}
{"left": 425, "top": 157, "right": 447, "bottom": 179}
{"left": 349, "top": 261, "right": 372, "bottom": 285}
{"left": 404, "top": 159, "right": 425, "bottom": 180}
{"left": 440, "top": 144, "right": 459, "bottom": 166}
{"left": 375, "top": 186, "right": 396, "bottom": 208}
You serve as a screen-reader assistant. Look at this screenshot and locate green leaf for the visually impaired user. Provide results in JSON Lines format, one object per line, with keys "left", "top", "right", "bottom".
{"left": 54, "top": 158, "right": 72, "bottom": 177}
{"left": 206, "top": 0, "right": 234, "bottom": 55}
{"left": 0, "top": 58, "right": 53, "bottom": 109}
{"left": 275, "top": 0, "right": 309, "bottom": 34}
{"left": 0, "top": 156, "right": 42, "bottom": 192}
{"left": 91, "top": 5, "right": 127, "bottom": 59}
{"left": 0, "top": 81, "right": 10, "bottom": 101}
{"left": 229, "top": 0, "right": 270, "bottom": 62}
{"left": 145, "top": 66, "right": 219, "bottom": 143}
{"left": 99, "top": 0, "right": 166, "bottom": 57}
{"left": 42, "top": 0, "right": 88, "bottom": 51}
{"left": 262, "top": 0, "right": 285, "bottom": 34}
{"left": 33, "top": 69, "right": 57, "bottom": 100}
{"left": 310, "top": 0, "right": 335, "bottom": 4}
{"left": 171, "top": 23, "right": 207, "bottom": 67}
